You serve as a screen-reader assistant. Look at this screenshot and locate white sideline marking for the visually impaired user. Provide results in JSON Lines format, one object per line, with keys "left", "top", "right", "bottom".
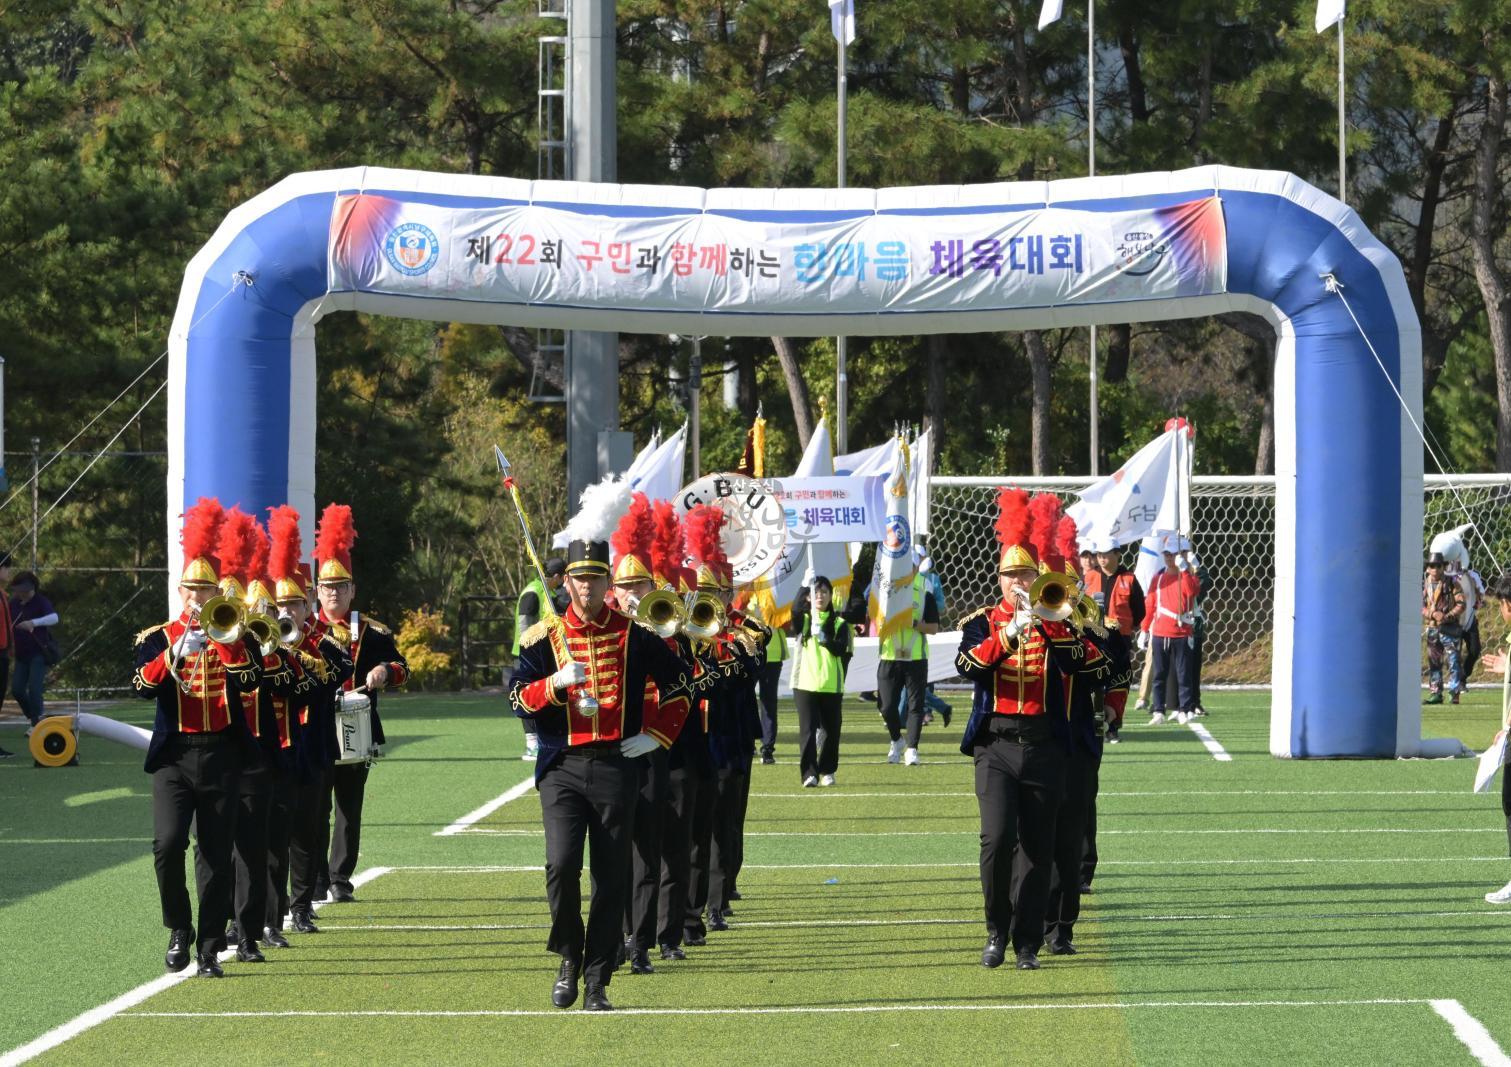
{"left": 0, "top": 837, "right": 151, "bottom": 844}
{"left": 1185, "top": 720, "right": 1233, "bottom": 761}
{"left": 118, "top": 997, "right": 1436, "bottom": 1020}
{"left": 385, "top": 856, "right": 1511, "bottom": 872}
{"left": 458, "top": 826, "right": 1502, "bottom": 837}
{"left": 435, "top": 774, "right": 536, "bottom": 837}
{"left": 751, "top": 790, "right": 1490, "bottom": 799}
{"left": 1432, "top": 1000, "right": 1511, "bottom": 1067}
{"left": 0, "top": 866, "right": 392, "bottom": 1066}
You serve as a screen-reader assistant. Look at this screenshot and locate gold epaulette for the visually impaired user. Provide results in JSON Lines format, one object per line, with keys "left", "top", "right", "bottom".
{"left": 365, "top": 618, "right": 392, "bottom": 636}
{"left": 520, "top": 616, "right": 563, "bottom": 648}
{"left": 959, "top": 606, "right": 991, "bottom": 628}
{"left": 134, "top": 622, "right": 168, "bottom": 646}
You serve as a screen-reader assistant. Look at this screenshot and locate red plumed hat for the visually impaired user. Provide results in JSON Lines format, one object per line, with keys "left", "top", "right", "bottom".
{"left": 267, "top": 505, "right": 307, "bottom": 602}
{"left": 650, "top": 500, "right": 684, "bottom": 587}
{"left": 1027, "top": 493, "right": 1063, "bottom": 572}
{"left": 215, "top": 506, "right": 257, "bottom": 597}
{"left": 1055, "top": 515, "right": 1081, "bottom": 579}
{"left": 611, "top": 492, "right": 656, "bottom": 586}
{"left": 994, "top": 487, "right": 1035, "bottom": 573}
{"left": 314, "top": 503, "right": 357, "bottom": 584}
{"left": 245, "top": 516, "right": 275, "bottom": 608}
{"left": 686, "top": 504, "right": 731, "bottom": 590}
{"left": 180, "top": 497, "right": 224, "bottom": 587}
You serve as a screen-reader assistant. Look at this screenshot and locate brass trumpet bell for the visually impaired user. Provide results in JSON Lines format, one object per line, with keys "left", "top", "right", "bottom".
{"left": 636, "top": 589, "right": 688, "bottom": 639}
{"left": 278, "top": 614, "right": 302, "bottom": 645}
{"left": 200, "top": 594, "right": 247, "bottom": 645}
{"left": 245, "top": 613, "right": 281, "bottom": 657}
{"left": 1070, "top": 593, "right": 1107, "bottom": 636}
{"left": 683, "top": 591, "right": 726, "bottom": 641}
{"left": 1027, "top": 571, "right": 1076, "bottom": 623}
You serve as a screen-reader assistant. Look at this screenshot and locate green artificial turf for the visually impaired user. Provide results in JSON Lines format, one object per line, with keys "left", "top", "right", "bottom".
{"left": 4, "top": 688, "right": 1511, "bottom": 1065}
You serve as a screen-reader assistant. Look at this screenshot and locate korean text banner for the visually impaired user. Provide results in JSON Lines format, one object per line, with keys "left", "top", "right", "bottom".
{"left": 329, "top": 193, "right": 1227, "bottom": 318}
{"left": 771, "top": 475, "right": 886, "bottom": 544}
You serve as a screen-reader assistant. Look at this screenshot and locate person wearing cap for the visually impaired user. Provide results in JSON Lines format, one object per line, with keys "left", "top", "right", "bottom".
{"left": 1138, "top": 534, "right": 1201, "bottom": 725}
{"left": 955, "top": 490, "right": 1107, "bottom": 972}
{"left": 510, "top": 483, "right": 709, "bottom": 1013}
{"left": 1084, "top": 538, "right": 1145, "bottom": 744}
{"left": 516, "top": 556, "right": 568, "bottom": 761}
{"left": 875, "top": 542, "right": 942, "bottom": 767}
{"left": 312, "top": 504, "right": 409, "bottom": 906}
{"left": 133, "top": 498, "right": 265, "bottom": 978}
{"left": 1423, "top": 551, "right": 1466, "bottom": 705}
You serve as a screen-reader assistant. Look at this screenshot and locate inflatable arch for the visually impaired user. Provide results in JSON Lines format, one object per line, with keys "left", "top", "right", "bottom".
{"left": 169, "top": 165, "right": 1431, "bottom": 759}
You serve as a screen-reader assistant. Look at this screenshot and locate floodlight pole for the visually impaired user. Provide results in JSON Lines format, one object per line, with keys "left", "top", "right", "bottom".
{"left": 835, "top": 30, "right": 849, "bottom": 454}
{"left": 1087, "top": 0, "right": 1099, "bottom": 476}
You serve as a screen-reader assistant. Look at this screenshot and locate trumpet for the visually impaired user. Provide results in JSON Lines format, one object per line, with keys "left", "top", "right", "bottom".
{"left": 1027, "top": 570, "right": 1077, "bottom": 623}
{"left": 683, "top": 591, "right": 726, "bottom": 641}
{"left": 245, "top": 612, "right": 282, "bottom": 658}
{"left": 278, "top": 613, "right": 302, "bottom": 646}
{"left": 1070, "top": 593, "right": 1107, "bottom": 637}
{"left": 200, "top": 594, "right": 248, "bottom": 644}
{"left": 636, "top": 589, "right": 689, "bottom": 639}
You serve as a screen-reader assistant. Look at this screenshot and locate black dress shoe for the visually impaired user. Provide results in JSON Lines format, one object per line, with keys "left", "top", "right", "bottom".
{"left": 684, "top": 931, "right": 707, "bottom": 947}
{"left": 729, "top": 890, "right": 742, "bottom": 901}
{"left": 1049, "top": 941, "right": 1077, "bottom": 956}
{"left": 236, "top": 939, "right": 266, "bottom": 963}
{"left": 1016, "top": 950, "right": 1041, "bottom": 970}
{"left": 329, "top": 886, "right": 355, "bottom": 904}
{"left": 1079, "top": 882, "right": 1093, "bottom": 894}
{"left": 226, "top": 922, "right": 241, "bottom": 944}
{"left": 707, "top": 910, "right": 729, "bottom": 932}
{"left": 165, "top": 928, "right": 194, "bottom": 972}
{"left": 552, "top": 958, "right": 580, "bottom": 1008}
{"left": 940, "top": 705, "right": 954, "bottom": 727}
{"left": 761, "top": 754, "right": 775, "bottom": 765}
{"left": 614, "top": 937, "right": 629, "bottom": 969}
{"left": 263, "top": 926, "right": 291, "bottom": 949}
{"left": 981, "top": 936, "right": 1006, "bottom": 969}
{"left": 196, "top": 951, "right": 224, "bottom": 978}
{"left": 629, "top": 950, "right": 655, "bottom": 975}
{"left": 290, "top": 909, "right": 319, "bottom": 934}
{"left": 658, "top": 944, "right": 686, "bottom": 961}
{"left": 583, "top": 986, "right": 613, "bottom": 1012}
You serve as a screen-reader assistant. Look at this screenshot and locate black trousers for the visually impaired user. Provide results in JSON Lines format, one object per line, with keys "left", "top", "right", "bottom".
{"left": 1190, "top": 627, "right": 1206, "bottom": 707}
{"left": 539, "top": 750, "right": 637, "bottom": 988}
{"left": 1502, "top": 759, "right": 1511, "bottom": 856}
{"left": 795, "top": 690, "right": 842, "bottom": 780}
{"left": 708, "top": 767, "right": 747, "bottom": 912}
{"left": 287, "top": 771, "right": 329, "bottom": 911}
{"left": 658, "top": 766, "right": 704, "bottom": 948}
{"left": 1151, "top": 636, "right": 1195, "bottom": 714}
{"left": 1045, "top": 747, "right": 1100, "bottom": 948}
{"left": 329, "top": 761, "right": 370, "bottom": 893}
{"left": 684, "top": 768, "right": 718, "bottom": 939}
{"left": 151, "top": 735, "right": 241, "bottom": 954}
{"left": 877, "top": 658, "right": 927, "bottom": 747}
{"left": 757, "top": 661, "right": 783, "bottom": 757}
{"left": 624, "top": 747, "right": 669, "bottom": 951}
{"left": 1080, "top": 796, "right": 1099, "bottom": 889}
{"left": 265, "top": 766, "right": 297, "bottom": 928}
{"left": 974, "top": 730, "right": 1064, "bottom": 953}
{"left": 224, "top": 759, "right": 274, "bottom": 941}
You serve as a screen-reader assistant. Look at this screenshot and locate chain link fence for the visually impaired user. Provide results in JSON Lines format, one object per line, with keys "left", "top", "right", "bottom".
{"left": 927, "top": 474, "right": 1511, "bottom": 686}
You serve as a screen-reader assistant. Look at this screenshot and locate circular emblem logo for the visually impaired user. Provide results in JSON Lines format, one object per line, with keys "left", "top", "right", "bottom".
{"left": 384, "top": 223, "right": 440, "bottom": 277}
{"left": 677, "top": 474, "right": 788, "bottom": 585}
{"left": 880, "top": 513, "right": 911, "bottom": 559}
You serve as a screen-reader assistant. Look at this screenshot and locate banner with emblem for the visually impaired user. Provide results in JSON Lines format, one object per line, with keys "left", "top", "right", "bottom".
{"left": 867, "top": 438, "right": 917, "bottom": 643}
{"left": 328, "top": 192, "right": 1227, "bottom": 321}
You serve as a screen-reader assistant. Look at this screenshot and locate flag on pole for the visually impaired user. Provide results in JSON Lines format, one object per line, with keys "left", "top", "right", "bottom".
{"left": 1038, "top": 0, "right": 1064, "bottom": 30}
{"left": 868, "top": 437, "right": 916, "bottom": 643}
{"left": 1315, "top": 0, "right": 1344, "bottom": 32}
{"left": 750, "top": 417, "right": 852, "bottom": 629}
{"left": 1065, "top": 426, "right": 1186, "bottom": 547}
{"left": 829, "top": 0, "right": 855, "bottom": 44}
{"left": 631, "top": 422, "right": 687, "bottom": 504}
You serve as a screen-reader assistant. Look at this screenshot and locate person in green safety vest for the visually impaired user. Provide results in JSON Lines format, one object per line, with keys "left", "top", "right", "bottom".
{"left": 757, "top": 607, "right": 787, "bottom": 765}
{"left": 790, "top": 574, "right": 853, "bottom": 787}
{"left": 875, "top": 564, "right": 941, "bottom": 766}
{"left": 513, "top": 557, "right": 567, "bottom": 761}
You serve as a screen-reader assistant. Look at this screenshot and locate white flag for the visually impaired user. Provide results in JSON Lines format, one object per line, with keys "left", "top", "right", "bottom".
{"left": 1065, "top": 428, "right": 1185, "bottom": 548}
{"left": 829, "top": 0, "right": 855, "bottom": 44}
{"left": 750, "top": 418, "right": 852, "bottom": 629}
{"left": 1315, "top": 0, "right": 1344, "bottom": 32}
{"left": 868, "top": 438, "right": 916, "bottom": 643}
{"left": 910, "top": 427, "right": 932, "bottom": 537}
{"left": 630, "top": 422, "right": 686, "bottom": 504}
{"left": 1038, "top": 0, "right": 1064, "bottom": 30}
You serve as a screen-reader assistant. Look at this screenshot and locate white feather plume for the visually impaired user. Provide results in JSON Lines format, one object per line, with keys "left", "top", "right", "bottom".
{"left": 563, "top": 475, "right": 633, "bottom": 546}
{"left": 1429, "top": 523, "right": 1474, "bottom": 569}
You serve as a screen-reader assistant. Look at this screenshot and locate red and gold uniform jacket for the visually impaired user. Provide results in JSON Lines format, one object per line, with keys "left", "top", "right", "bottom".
{"left": 289, "top": 618, "right": 355, "bottom": 779}
{"left": 318, "top": 612, "right": 409, "bottom": 747}
{"left": 510, "top": 603, "right": 707, "bottom": 782}
{"left": 954, "top": 599, "right": 1108, "bottom": 754}
{"left": 134, "top": 610, "right": 264, "bottom": 773}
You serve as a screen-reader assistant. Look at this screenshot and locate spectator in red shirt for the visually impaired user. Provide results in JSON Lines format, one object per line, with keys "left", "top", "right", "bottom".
{"left": 1138, "top": 536, "right": 1200, "bottom": 726}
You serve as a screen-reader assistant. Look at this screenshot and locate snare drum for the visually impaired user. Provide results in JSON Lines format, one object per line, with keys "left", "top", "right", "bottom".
{"left": 334, "top": 690, "right": 377, "bottom": 765}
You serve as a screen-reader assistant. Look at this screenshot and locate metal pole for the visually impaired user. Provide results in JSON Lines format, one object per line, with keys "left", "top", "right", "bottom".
{"left": 1087, "top": 1, "right": 1099, "bottom": 475}
{"left": 1337, "top": 18, "right": 1346, "bottom": 204}
{"left": 31, "top": 435, "right": 40, "bottom": 569}
{"left": 835, "top": 31, "right": 849, "bottom": 454}
{"left": 690, "top": 337, "right": 703, "bottom": 479}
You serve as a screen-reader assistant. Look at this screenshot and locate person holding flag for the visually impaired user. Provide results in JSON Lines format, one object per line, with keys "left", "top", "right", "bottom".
{"left": 1138, "top": 534, "right": 1201, "bottom": 726}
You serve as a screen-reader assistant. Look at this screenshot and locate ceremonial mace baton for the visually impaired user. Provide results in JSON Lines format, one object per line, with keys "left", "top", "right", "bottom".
{"left": 493, "top": 445, "right": 558, "bottom": 623}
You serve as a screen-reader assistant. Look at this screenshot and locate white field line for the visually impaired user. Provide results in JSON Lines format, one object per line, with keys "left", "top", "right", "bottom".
{"left": 0, "top": 866, "right": 392, "bottom": 1066}
{"left": 435, "top": 774, "right": 536, "bottom": 837}
{"left": 0, "top": 838, "right": 152, "bottom": 844}
{"left": 1185, "top": 720, "right": 1233, "bottom": 761}
{"left": 385, "top": 856, "right": 1511, "bottom": 871}
{"left": 457, "top": 827, "right": 1503, "bottom": 837}
{"left": 750, "top": 790, "right": 1494, "bottom": 799}
{"left": 1432, "top": 1000, "right": 1511, "bottom": 1067}
{"left": 117, "top": 997, "right": 1436, "bottom": 1020}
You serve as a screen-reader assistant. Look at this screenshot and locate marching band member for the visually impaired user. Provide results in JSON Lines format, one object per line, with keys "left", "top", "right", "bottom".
{"left": 313, "top": 503, "right": 409, "bottom": 905}
{"left": 955, "top": 490, "right": 1107, "bottom": 972}
{"left": 509, "top": 481, "right": 703, "bottom": 1012}
{"left": 715, "top": 569, "right": 768, "bottom": 915}
{"left": 134, "top": 498, "right": 263, "bottom": 977}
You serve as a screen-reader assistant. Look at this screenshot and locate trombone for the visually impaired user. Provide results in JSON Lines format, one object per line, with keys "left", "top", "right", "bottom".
{"left": 163, "top": 594, "right": 247, "bottom": 693}
{"left": 1070, "top": 592, "right": 1108, "bottom": 637}
{"left": 635, "top": 589, "right": 688, "bottom": 639}
{"left": 1026, "top": 570, "right": 1077, "bottom": 623}
{"left": 683, "top": 591, "right": 726, "bottom": 641}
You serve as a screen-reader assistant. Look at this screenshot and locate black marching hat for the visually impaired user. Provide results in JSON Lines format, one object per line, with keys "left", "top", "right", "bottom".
{"left": 566, "top": 539, "right": 610, "bottom": 577}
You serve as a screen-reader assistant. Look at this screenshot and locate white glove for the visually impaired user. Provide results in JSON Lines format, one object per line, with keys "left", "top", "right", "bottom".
{"left": 549, "top": 662, "right": 587, "bottom": 691}
{"left": 1136, "top": 631, "right": 1150, "bottom": 652}
{"left": 180, "top": 629, "right": 209, "bottom": 655}
{"left": 620, "top": 591, "right": 642, "bottom": 615}
{"left": 1003, "top": 610, "right": 1031, "bottom": 642}
{"left": 1186, "top": 553, "right": 1201, "bottom": 571}
{"left": 802, "top": 568, "right": 817, "bottom": 588}
{"left": 620, "top": 733, "right": 661, "bottom": 758}
{"left": 1176, "top": 554, "right": 1190, "bottom": 572}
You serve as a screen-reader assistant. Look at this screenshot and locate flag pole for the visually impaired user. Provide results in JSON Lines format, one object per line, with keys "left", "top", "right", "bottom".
{"left": 1337, "top": 16, "right": 1346, "bottom": 204}
{"left": 835, "top": 24, "right": 849, "bottom": 454}
{"left": 1087, "top": 0, "right": 1099, "bottom": 476}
